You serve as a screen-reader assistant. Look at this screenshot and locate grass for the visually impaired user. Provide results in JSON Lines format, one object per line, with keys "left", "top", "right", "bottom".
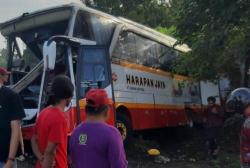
{"left": 210, "top": 153, "right": 240, "bottom": 168}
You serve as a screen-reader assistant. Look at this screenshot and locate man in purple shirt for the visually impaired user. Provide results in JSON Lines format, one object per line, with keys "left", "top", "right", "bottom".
{"left": 69, "top": 89, "right": 128, "bottom": 168}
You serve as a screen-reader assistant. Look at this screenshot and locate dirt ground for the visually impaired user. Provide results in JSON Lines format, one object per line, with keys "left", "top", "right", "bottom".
{"left": 18, "top": 159, "right": 212, "bottom": 168}
{"left": 125, "top": 125, "right": 240, "bottom": 168}
{"left": 17, "top": 118, "right": 242, "bottom": 168}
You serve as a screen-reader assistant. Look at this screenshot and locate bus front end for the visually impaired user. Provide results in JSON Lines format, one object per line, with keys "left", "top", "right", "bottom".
{"left": 0, "top": 3, "right": 116, "bottom": 139}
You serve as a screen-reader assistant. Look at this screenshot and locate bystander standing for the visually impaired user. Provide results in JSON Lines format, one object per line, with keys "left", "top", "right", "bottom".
{"left": 204, "top": 96, "right": 224, "bottom": 159}
{"left": 69, "top": 89, "right": 128, "bottom": 168}
{"left": 31, "top": 75, "right": 74, "bottom": 168}
{"left": 0, "top": 67, "right": 25, "bottom": 168}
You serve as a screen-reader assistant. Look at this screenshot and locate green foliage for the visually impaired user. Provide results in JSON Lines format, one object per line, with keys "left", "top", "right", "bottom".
{"left": 85, "top": 0, "right": 172, "bottom": 28}
{"left": 84, "top": 0, "right": 250, "bottom": 87}
{"left": 155, "top": 25, "right": 176, "bottom": 36}
{"left": 210, "top": 154, "right": 240, "bottom": 168}
{"left": 170, "top": 0, "right": 250, "bottom": 87}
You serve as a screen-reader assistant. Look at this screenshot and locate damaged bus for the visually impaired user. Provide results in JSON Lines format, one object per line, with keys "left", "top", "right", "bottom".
{"left": 0, "top": 3, "right": 211, "bottom": 142}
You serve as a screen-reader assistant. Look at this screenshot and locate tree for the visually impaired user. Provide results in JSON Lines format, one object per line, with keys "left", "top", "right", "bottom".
{"left": 170, "top": 0, "right": 250, "bottom": 87}
{"left": 84, "top": 0, "right": 172, "bottom": 28}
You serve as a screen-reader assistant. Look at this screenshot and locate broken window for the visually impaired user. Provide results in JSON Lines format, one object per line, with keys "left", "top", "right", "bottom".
{"left": 3, "top": 18, "right": 71, "bottom": 113}
{"left": 73, "top": 11, "right": 116, "bottom": 45}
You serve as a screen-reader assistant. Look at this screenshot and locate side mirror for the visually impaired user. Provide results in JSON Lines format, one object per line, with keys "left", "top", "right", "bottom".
{"left": 43, "top": 41, "right": 56, "bottom": 70}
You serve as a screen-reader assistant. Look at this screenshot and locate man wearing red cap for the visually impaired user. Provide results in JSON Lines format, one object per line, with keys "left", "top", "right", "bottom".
{"left": 0, "top": 67, "right": 25, "bottom": 168}
{"left": 69, "top": 89, "right": 128, "bottom": 168}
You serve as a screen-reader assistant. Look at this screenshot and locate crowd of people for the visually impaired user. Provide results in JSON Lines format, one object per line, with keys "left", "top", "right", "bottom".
{"left": 1, "top": 65, "right": 250, "bottom": 168}
{"left": 0, "top": 67, "right": 127, "bottom": 168}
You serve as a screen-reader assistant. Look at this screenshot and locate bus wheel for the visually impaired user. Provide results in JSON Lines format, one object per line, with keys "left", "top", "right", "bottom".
{"left": 116, "top": 113, "right": 132, "bottom": 145}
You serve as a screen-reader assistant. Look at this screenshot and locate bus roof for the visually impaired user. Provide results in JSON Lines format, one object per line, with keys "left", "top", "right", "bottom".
{"left": 117, "top": 17, "right": 191, "bottom": 53}
{"left": 0, "top": 3, "right": 191, "bottom": 53}
{"left": 0, "top": 4, "right": 74, "bottom": 36}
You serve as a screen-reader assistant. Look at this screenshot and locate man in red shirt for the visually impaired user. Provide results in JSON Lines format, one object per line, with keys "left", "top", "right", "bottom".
{"left": 31, "top": 75, "right": 74, "bottom": 168}
{"left": 241, "top": 103, "right": 250, "bottom": 167}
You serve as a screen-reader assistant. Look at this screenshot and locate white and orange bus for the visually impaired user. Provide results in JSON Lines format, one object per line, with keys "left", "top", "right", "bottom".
{"left": 0, "top": 3, "right": 220, "bottom": 142}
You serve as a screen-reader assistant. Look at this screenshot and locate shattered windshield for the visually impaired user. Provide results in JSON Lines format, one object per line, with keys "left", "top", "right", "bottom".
{"left": 5, "top": 19, "right": 70, "bottom": 84}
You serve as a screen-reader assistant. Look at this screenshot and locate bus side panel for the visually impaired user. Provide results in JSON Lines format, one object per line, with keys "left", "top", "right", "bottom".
{"left": 154, "top": 91, "right": 188, "bottom": 127}
{"left": 126, "top": 107, "right": 155, "bottom": 130}
{"left": 154, "top": 105, "right": 188, "bottom": 128}
{"left": 115, "top": 101, "right": 156, "bottom": 130}
{"left": 200, "top": 81, "right": 221, "bottom": 105}
{"left": 111, "top": 63, "right": 201, "bottom": 130}
{"left": 115, "top": 102, "right": 188, "bottom": 130}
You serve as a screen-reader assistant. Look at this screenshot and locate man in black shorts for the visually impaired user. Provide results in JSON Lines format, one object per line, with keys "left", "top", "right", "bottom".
{"left": 0, "top": 67, "right": 25, "bottom": 168}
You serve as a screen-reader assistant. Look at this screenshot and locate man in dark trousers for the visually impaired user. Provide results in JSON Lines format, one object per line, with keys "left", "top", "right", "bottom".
{"left": 0, "top": 67, "right": 25, "bottom": 168}
{"left": 31, "top": 75, "right": 74, "bottom": 168}
{"left": 204, "top": 96, "right": 224, "bottom": 158}
{"left": 69, "top": 89, "right": 128, "bottom": 168}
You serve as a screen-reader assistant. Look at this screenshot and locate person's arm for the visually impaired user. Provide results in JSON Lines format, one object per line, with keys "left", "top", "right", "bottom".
{"left": 108, "top": 129, "right": 128, "bottom": 168}
{"left": 41, "top": 142, "right": 57, "bottom": 168}
{"left": 4, "top": 120, "right": 21, "bottom": 168}
{"left": 31, "top": 135, "right": 43, "bottom": 162}
{"left": 68, "top": 136, "right": 74, "bottom": 167}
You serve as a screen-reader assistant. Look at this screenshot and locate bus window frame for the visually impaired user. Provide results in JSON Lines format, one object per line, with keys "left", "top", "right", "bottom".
{"left": 75, "top": 45, "right": 112, "bottom": 123}
{"left": 111, "top": 29, "right": 178, "bottom": 73}
{"left": 73, "top": 10, "right": 95, "bottom": 41}
{"left": 76, "top": 45, "right": 111, "bottom": 95}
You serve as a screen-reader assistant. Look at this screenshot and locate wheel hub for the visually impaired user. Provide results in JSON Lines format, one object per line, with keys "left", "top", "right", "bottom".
{"left": 117, "top": 122, "right": 127, "bottom": 140}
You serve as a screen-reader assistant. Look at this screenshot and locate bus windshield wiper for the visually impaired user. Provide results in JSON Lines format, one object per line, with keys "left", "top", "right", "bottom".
{"left": 80, "top": 81, "right": 102, "bottom": 88}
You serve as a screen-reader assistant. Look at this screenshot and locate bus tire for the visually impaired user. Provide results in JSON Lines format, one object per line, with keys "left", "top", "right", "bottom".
{"left": 116, "top": 113, "right": 132, "bottom": 145}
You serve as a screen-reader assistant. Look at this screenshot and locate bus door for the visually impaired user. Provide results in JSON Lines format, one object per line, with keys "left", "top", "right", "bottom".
{"left": 76, "top": 45, "right": 115, "bottom": 125}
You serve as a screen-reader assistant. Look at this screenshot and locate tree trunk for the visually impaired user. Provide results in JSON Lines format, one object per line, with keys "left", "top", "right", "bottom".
{"left": 244, "top": 56, "right": 250, "bottom": 87}
{"left": 240, "top": 62, "right": 245, "bottom": 87}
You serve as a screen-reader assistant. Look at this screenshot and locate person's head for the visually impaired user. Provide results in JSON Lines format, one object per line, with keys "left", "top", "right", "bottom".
{"left": 51, "top": 75, "right": 74, "bottom": 107}
{"left": 85, "top": 89, "right": 109, "bottom": 121}
{"left": 207, "top": 96, "right": 216, "bottom": 106}
{"left": 54, "top": 63, "right": 66, "bottom": 75}
{"left": 244, "top": 103, "right": 250, "bottom": 117}
{"left": 0, "top": 67, "right": 10, "bottom": 84}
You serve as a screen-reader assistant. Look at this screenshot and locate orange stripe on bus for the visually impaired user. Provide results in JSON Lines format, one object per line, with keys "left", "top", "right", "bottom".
{"left": 115, "top": 102, "right": 186, "bottom": 110}
{"left": 79, "top": 99, "right": 201, "bottom": 111}
{"left": 113, "top": 60, "right": 191, "bottom": 81}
